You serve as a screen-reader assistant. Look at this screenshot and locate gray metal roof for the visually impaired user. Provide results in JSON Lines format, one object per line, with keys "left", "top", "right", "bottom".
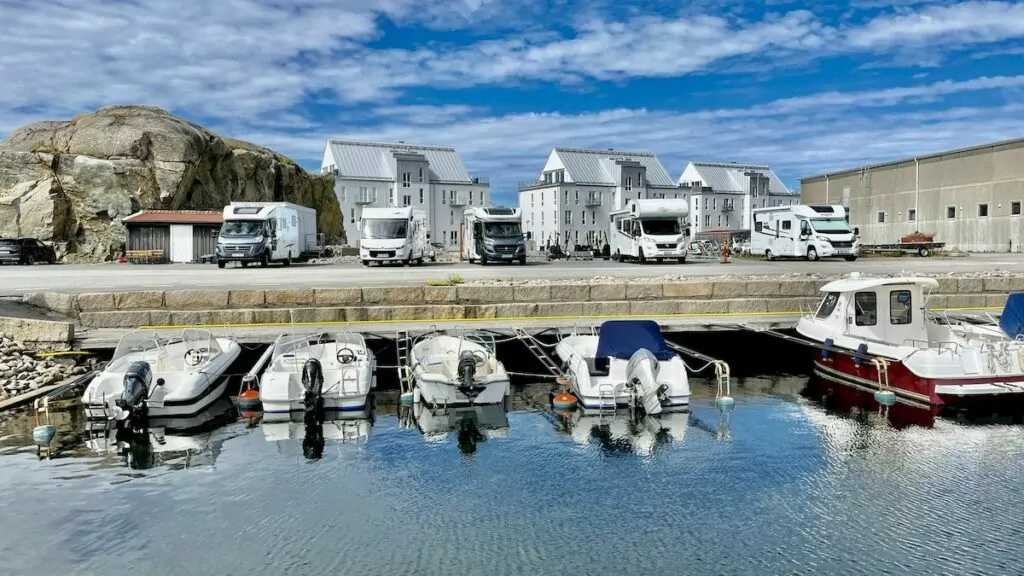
{"left": 327, "top": 140, "right": 474, "bottom": 183}
{"left": 685, "top": 162, "right": 794, "bottom": 195}
{"left": 554, "top": 148, "right": 676, "bottom": 187}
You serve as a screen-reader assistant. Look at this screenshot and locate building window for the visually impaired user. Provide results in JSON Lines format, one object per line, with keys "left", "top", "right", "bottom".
{"left": 350, "top": 208, "right": 355, "bottom": 224}
{"left": 419, "top": 189, "right": 424, "bottom": 204}
{"left": 725, "top": 215, "right": 730, "bottom": 227}
{"left": 575, "top": 190, "right": 579, "bottom": 205}
{"left": 581, "top": 211, "right": 586, "bottom": 225}
{"left": 565, "top": 210, "right": 572, "bottom": 225}
{"left": 442, "top": 190, "right": 446, "bottom": 205}
{"left": 704, "top": 215, "right": 711, "bottom": 227}
{"left": 877, "top": 211, "right": 886, "bottom": 223}
{"left": 340, "top": 186, "right": 347, "bottom": 203}
{"left": 449, "top": 211, "right": 453, "bottom": 225}
{"left": 402, "top": 195, "right": 410, "bottom": 206}
{"left": 531, "top": 193, "right": 534, "bottom": 207}
{"left": 469, "top": 190, "right": 474, "bottom": 205}
{"left": 854, "top": 292, "right": 877, "bottom": 326}
{"left": 389, "top": 189, "right": 394, "bottom": 205}
{"left": 979, "top": 203, "right": 989, "bottom": 217}
{"left": 717, "top": 215, "right": 721, "bottom": 227}
{"left": 713, "top": 198, "right": 717, "bottom": 210}
{"left": 946, "top": 206, "right": 956, "bottom": 219}
{"left": 890, "top": 290, "right": 913, "bottom": 325}
{"left": 564, "top": 190, "right": 568, "bottom": 204}
{"left": 908, "top": 209, "right": 916, "bottom": 222}
{"left": 1013, "top": 201, "right": 1022, "bottom": 216}
{"left": 418, "top": 167, "right": 424, "bottom": 183}
{"left": 402, "top": 172, "right": 411, "bottom": 187}
{"left": 625, "top": 177, "right": 632, "bottom": 191}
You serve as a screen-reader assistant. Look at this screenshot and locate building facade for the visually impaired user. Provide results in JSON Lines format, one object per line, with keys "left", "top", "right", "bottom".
{"left": 678, "top": 162, "right": 798, "bottom": 236}
{"left": 799, "top": 137, "right": 1024, "bottom": 252}
{"left": 517, "top": 148, "right": 681, "bottom": 249}
{"left": 320, "top": 140, "right": 490, "bottom": 248}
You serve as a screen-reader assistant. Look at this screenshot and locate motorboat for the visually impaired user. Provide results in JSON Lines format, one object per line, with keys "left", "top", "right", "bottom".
{"left": 259, "top": 331, "right": 377, "bottom": 421}
{"left": 796, "top": 275, "right": 1024, "bottom": 408}
{"left": 554, "top": 320, "right": 691, "bottom": 413}
{"left": 82, "top": 329, "right": 241, "bottom": 424}
{"left": 408, "top": 330, "right": 509, "bottom": 406}
{"left": 560, "top": 408, "right": 690, "bottom": 456}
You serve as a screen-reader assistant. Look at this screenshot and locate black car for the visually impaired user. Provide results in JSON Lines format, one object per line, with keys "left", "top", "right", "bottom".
{"left": 0, "top": 238, "right": 57, "bottom": 265}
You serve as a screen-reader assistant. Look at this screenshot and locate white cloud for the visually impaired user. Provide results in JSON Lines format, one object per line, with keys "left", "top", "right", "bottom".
{"left": 845, "top": 1, "right": 1024, "bottom": 49}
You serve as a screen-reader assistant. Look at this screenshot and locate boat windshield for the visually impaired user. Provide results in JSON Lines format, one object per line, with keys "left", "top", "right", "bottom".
{"left": 810, "top": 218, "right": 851, "bottom": 234}
{"left": 271, "top": 334, "right": 318, "bottom": 371}
{"left": 640, "top": 219, "right": 681, "bottom": 236}
{"left": 220, "top": 220, "right": 265, "bottom": 238}
{"left": 483, "top": 222, "right": 522, "bottom": 238}
{"left": 109, "top": 329, "right": 222, "bottom": 372}
{"left": 362, "top": 219, "right": 408, "bottom": 240}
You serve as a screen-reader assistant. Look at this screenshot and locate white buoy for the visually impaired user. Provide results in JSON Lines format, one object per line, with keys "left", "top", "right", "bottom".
{"left": 413, "top": 386, "right": 421, "bottom": 404}
{"left": 874, "top": 390, "right": 897, "bottom": 406}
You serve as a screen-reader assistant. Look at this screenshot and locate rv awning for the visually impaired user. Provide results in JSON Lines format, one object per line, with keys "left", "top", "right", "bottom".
{"left": 595, "top": 320, "right": 675, "bottom": 361}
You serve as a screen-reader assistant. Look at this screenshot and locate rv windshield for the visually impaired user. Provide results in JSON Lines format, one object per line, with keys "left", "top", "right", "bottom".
{"left": 220, "top": 220, "right": 264, "bottom": 237}
{"left": 811, "top": 218, "right": 852, "bottom": 234}
{"left": 483, "top": 222, "right": 522, "bottom": 238}
{"left": 640, "top": 219, "right": 681, "bottom": 236}
{"left": 362, "top": 219, "right": 408, "bottom": 239}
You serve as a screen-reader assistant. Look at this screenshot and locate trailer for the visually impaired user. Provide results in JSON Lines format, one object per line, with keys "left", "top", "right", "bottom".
{"left": 859, "top": 241, "right": 945, "bottom": 257}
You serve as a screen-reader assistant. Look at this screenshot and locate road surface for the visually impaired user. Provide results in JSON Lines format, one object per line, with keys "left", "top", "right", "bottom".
{"left": 2, "top": 254, "right": 1021, "bottom": 296}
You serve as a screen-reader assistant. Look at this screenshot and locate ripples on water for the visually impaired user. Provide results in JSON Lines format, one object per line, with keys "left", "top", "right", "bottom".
{"left": 1, "top": 376, "right": 1023, "bottom": 576}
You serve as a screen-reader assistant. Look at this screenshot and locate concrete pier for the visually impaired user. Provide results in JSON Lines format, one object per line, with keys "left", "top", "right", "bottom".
{"left": 4, "top": 270, "right": 1017, "bottom": 349}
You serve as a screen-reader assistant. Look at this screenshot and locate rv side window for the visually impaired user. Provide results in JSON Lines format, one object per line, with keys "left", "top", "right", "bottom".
{"left": 890, "top": 290, "right": 913, "bottom": 325}
{"left": 781, "top": 220, "right": 791, "bottom": 231}
{"left": 854, "top": 292, "right": 877, "bottom": 326}
{"left": 755, "top": 222, "right": 762, "bottom": 233}
{"left": 816, "top": 292, "right": 839, "bottom": 319}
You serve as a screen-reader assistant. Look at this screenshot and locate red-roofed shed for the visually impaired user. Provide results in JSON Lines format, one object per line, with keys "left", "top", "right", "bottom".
{"left": 121, "top": 210, "right": 223, "bottom": 263}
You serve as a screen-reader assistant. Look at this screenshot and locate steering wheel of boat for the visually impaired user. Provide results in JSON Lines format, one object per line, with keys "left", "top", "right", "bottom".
{"left": 471, "top": 349, "right": 487, "bottom": 367}
{"left": 184, "top": 348, "right": 206, "bottom": 367}
{"left": 336, "top": 347, "right": 356, "bottom": 365}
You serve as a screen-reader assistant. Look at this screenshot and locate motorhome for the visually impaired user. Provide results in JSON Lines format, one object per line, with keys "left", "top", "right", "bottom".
{"left": 462, "top": 207, "right": 528, "bottom": 265}
{"left": 609, "top": 199, "right": 689, "bottom": 263}
{"left": 215, "top": 202, "right": 321, "bottom": 268}
{"left": 751, "top": 204, "right": 859, "bottom": 261}
{"left": 358, "top": 206, "right": 429, "bottom": 266}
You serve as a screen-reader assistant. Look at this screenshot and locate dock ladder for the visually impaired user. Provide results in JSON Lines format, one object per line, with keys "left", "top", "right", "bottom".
{"left": 396, "top": 330, "right": 411, "bottom": 394}
{"left": 514, "top": 328, "right": 565, "bottom": 378}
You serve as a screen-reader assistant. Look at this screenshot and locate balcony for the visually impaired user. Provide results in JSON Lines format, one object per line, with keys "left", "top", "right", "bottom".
{"left": 721, "top": 204, "right": 734, "bottom": 212}
{"left": 355, "top": 191, "right": 376, "bottom": 205}
{"left": 449, "top": 193, "right": 467, "bottom": 207}
{"left": 585, "top": 194, "right": 602, "bottom": 207}
{"left": 472, "top": 176, "right": 490, "bottom": 185}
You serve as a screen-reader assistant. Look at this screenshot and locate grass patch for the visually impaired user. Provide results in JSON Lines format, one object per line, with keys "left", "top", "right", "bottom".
{"left": 427, "top": 274, "right": 465, "bottom": 286}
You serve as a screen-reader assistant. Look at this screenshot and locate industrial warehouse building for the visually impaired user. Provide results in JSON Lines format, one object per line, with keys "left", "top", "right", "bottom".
{"left": 122, "top": 210, "right": 223, "bottom": 263}
{"left": 800, "top": 137, "right": 1024, "bottom": 252}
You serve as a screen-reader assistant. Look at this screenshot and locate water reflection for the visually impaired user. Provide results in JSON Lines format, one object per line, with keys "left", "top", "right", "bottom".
{"left": 260, "top": 410, "right": 373, "bottom": 460}
{"left": 556, "top": 408, "right": 692, "bottom": 456}
{"left": 801, "top": 376, "right": 940, "bottom": 430}
{"left": 400, "top": 403, "right": 510, "bottom": 455}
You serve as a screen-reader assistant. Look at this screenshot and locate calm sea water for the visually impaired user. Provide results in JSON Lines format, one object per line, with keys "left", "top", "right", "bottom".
{"left": 1, "top": 376, "right": 1023, "bottom": 576}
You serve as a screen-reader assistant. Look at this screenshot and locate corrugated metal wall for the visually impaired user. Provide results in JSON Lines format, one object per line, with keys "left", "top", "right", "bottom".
{"left": 193, "top": 225, "right": 218, "bottom": 260}
{"left": 128, "top": 225, "right": 170, "bottom": 253}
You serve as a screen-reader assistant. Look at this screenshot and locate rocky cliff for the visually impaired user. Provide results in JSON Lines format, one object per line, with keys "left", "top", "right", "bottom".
{"left": 0, "top": 105, "right": 342, "bottom": 261}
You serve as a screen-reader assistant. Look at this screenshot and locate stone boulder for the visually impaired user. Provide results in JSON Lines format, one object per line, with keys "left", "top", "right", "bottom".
{"left": 0, "top": 105, "right": 343, "bottom": 261}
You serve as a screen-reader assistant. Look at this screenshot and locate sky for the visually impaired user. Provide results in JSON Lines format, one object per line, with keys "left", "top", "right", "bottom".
{"left": 2, "top": 0, "right": 1024, "bottom": 206}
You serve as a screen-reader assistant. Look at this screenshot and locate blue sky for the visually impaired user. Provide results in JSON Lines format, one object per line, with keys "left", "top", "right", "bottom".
{"left": 2, "top": 0, "right": 1024, "bottom": 206}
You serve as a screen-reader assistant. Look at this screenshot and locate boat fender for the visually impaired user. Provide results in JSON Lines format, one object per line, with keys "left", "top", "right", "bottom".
{"left": 237, "top": 388, "right": 262, "bottom": 415}
{"left": 853, "top": 343, "right": 869, "bottom": 368}
{"left": 552, "top": 391, "right": 578, "bottom": 411}
{"left": 33, "top": 425, "right": 56, "bottom": 445}
{"left": 874, "top": 390, "right": 897, "bottom": 406}
{"left": 400, "top": 391, "right": 415, "bottom": 406}
{"left": 822, "top": 338, "right": 834, "bottom": 361}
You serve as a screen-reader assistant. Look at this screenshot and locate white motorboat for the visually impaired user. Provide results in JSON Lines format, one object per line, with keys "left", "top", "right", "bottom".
{"left": 562, "top": 408, "right": 690, "bottom": 456}
{"left": 409, "top": 330, "right": 509, "bottom": 406}
{"left": 259, "top": 331, "right": 377, "bottom": 421}
{"left": 82, "top": 329, "right": 241, "bottom": 424}
{"left": 554, "top": 320, "right": 691, "bottom": 414}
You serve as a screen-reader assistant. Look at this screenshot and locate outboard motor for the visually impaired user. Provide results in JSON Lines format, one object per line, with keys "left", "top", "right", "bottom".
{"left": 456, "top": 350, "right": 485, "bottom": 400}
{"left": 115, "top": 361, "right": 152, "bottom": 419}
{"left": 301, "top": 358, "right": 325, "bottom": 415}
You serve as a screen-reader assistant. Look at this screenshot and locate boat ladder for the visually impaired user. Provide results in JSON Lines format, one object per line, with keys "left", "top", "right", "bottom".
{"left": 598, "top": 383, "right": 617, "bottom": 413}
{"left": 870, "top": 358, "right": 891, "bottom": 392}
{"left": 396, "top": 330, "right": 411, "bottom": 394}
{"left": 338, "top": 368, "right": 360, "bottom": 396}
{"left": 514, "top": 328, "right": 564, "bottom": 377}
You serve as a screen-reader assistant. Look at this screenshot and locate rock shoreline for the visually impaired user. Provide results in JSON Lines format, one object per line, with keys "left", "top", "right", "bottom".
{"left": 0, "top": 333, "right": 90, "bottom": 399}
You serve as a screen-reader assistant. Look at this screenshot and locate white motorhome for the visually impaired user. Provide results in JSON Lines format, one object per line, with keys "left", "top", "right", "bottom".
{"left": 215, "top": 202, "right": 322, "bottom": 268}
{"left": 609, "top": 199, "right": 689, "bottom": 263}
{"left": 751, "top": 204, "right": 859, "bottom": 261}
{"left": 462, "top": 207, "right": 529, "bottom": 265}
{"left": 358, "top": 206, "right": 429, "bottom": 266}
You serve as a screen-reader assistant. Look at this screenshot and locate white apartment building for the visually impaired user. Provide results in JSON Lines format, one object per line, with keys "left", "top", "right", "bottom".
{"left": 517, "top": 147, "right": 682, "bottom": 249}
{"left": 678, "top": 161, "right": 799, "bottom": 236}
{"left": 320, "top": 139, "right": 490, "bottom": 247}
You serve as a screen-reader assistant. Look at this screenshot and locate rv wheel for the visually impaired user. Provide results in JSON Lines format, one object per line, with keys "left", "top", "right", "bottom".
{"left": 361, "top": 260, "right": 369, "bottom": 266}
{"left": 260, "top": 252, "right": 270, "bottom": 267}
{"left": 677, "top": 257, "right": 686, "bottom": 264}
{"left": 217, "top": 260, "right": 226, "bottom": 269}
{"left": 844, "top": 255, "right": 858, "bottom": 261}
{"left": 765, "top": 249, "right": 773, "bottom": 261}
{"left": 638, "top": 248, "right": 646, "bottom": 263}
{"left": 806, "top": 246, "right": 819, "bottom": 261}
{"left": 519, "top": 256, "right": 526, "bottom": 265}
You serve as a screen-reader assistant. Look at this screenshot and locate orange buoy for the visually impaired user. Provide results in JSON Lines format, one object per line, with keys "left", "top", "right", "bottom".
{"left": 552, "top": 391, "right": 578, "bottom": 411}
{"left": 238, "top": 388, "right": 262, "bottom": 416}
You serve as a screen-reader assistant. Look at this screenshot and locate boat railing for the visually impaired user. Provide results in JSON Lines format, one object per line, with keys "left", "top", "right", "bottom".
{"left": 902, "top": 338, "right": 961, "bottom": 356}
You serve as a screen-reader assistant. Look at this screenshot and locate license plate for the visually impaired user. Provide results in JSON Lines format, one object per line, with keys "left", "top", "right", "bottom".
{"left": 835, "top": 249, "right": 849, "bottom": 255}
{"left": 232, "top": 253, "right": 244, "bottom": 257}
{"left": 498, "top": 253, "right": 511, "bottom": 258}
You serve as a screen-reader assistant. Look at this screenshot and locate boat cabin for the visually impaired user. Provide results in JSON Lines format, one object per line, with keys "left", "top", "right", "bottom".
{"left": 809, "top": 277, "right": 937, "bottom": 346}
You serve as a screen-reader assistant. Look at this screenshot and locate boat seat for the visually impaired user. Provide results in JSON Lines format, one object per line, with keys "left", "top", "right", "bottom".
{"left": 587, "top": 357, "right": 610, "bottom": 376}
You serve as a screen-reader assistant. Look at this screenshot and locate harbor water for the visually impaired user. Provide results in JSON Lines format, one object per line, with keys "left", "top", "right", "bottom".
{"left": 2, "top": 375, "right": 1024, "bottom": 575}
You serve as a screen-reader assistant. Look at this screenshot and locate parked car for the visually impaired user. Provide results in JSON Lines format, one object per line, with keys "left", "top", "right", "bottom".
{"left": 0, "top": 238, "right": 57, "bottom": 265}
